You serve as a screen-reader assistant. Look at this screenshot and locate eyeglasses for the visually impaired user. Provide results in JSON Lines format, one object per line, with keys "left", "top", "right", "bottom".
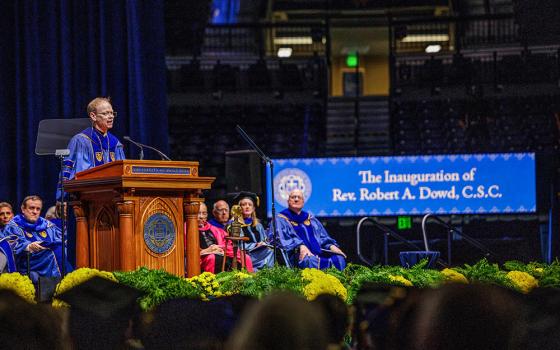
{"left": 96, "top": 111, "right": 117, "bottom": 118}
{"left": 289, "top": 195, "right": 303, "bottom": 200}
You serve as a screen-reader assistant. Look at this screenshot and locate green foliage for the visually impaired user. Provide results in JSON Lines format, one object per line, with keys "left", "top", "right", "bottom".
{"left": 110, "top": 259, "right": 560, "bottom": 310}
{"left": 503, "top": 260, "right": 545, "bottom": 277}
{"left": 537, "top": 259, "right": 560, "bottom": 288}
{"left": 401, "top": 260, "right": 445, "bottom": 288}
{"left": 215, "top": 270, "right": 252, "bottom": 294}
{"left": 455, "top": 258, "right": 514, "bottom": 289}
{"left": 114, "top": 267, "right": 198, "bottom": 310}
{"left": 237, "top": 266, "right": 303, "bottom": 299}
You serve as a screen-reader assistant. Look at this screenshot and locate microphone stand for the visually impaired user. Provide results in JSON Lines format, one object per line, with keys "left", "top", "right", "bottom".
{"left": 235, "top": 125, "right": 280, "bottom": 265}
{"left": 55, "top": 148, "right": 70, "bottom": 277}
{"left": 123, "top": 136, "right": 144, "bottom": 160}
{"left": 123, "top": 136, "right": 171, "bottom": 161}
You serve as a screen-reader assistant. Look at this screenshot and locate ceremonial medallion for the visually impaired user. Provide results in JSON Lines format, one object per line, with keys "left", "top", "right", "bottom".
{"left": 143, "top": 213, "right": 175, "bottom": 254}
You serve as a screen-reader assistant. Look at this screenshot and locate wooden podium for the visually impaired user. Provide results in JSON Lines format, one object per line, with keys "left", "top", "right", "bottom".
{"left": 64, "top": 160, "right": 214, "bottom": 277}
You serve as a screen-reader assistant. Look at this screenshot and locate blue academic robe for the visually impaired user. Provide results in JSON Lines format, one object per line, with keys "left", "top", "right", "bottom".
{"left": 242, "top": 219, "right": 274, "bottom": 271}
{"left": 57, "top": 127, "right": 125, "bottom": 199}
{"left": 0, "top": 226, "right": 16, "bottom": 272}
{"left": 271, "top": 209, "right": 346, "bottom": 270}
{"left": 2, "top": 215, "right": 71, "bottom": 281}
{"left": 208, "top": 218, "right": 226, "bottom": 230}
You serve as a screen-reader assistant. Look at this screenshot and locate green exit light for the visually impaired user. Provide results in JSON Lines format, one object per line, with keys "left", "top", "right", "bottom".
{"left": 346, "top": 53, "right": 358, "bottom": 67}
{"left": 397, "top": 216, "right": 412, "bottom": 230}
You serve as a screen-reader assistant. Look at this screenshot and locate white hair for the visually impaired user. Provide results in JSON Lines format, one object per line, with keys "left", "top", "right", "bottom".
{"left": 289, "top": 189, "right": 305, "bottom": 200}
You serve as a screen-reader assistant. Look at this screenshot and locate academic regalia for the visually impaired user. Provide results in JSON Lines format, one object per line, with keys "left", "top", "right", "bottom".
{"left": 272, "top": 209, "right": 346, "bottom": 270}
{"left": 208, "top": 218, "right": 226, "bottom": 230}
{"left": 242, "top": 218, "right": 274, "bottom": 271}
{"left": 199, "top": 222, "right": 226, "bottom": 274}
{"left": 57, "top": 127, "right": 125, "bottom": 200}
{"left": 0, "top": 233, "right": 16, "bottom": 273}
{"left": 201, "top": 222, "right": 254, "bottom": 273}
{"left": 2, "top": 215, "right": 72, "bottom": 281}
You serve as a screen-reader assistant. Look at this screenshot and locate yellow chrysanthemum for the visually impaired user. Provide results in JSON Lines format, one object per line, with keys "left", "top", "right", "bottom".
{"left": 52, "top": 268, "right": 116, "bottom": 308}
{"left": 441, "top": 268, "right": 469, "bottom": 284}
{"left": 235, "top": 271, "right": 252, "bottom": 280}
{"left": 506, "top": 270, "right": 538, "bottom": 294}
{"left": 388, "top": 275, "right": 413, "bottom": 287}
{"left": 0, "top": 273, "right": 36, "bottom": 303}
{"left": 301, "top": 268, "right": 347, "bottom": 301}
{"left": 187, "top": 271, "right": 220, "bottom": 300}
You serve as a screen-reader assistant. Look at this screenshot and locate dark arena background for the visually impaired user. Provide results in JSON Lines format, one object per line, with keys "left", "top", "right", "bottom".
{"left": 164, "top": 0, "right": 560, "bottom": 267}
{"left": 1, "top": 0, "right": 560, "bottom": 267}
{"left": 3, "top": 1, "right": 560, "bottom": 350}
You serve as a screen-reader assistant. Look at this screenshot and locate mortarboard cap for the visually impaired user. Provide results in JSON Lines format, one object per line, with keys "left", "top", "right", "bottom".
{"left": 232, "top": 191, "right": 260, "bottom": 207}
{"left": 56, "top": 276, "right": 143, "bottom": 320}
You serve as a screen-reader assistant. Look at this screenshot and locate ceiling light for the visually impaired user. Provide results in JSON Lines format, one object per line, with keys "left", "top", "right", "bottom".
{"left": 277, "top": 47, "right": 292, "bottom": 58}
{"left": 273, "top": 36, "right": 313, "bottom": 45}
{"left": 401, "top": 34, "right": 449, "bottom": 43}
{"left": 425, "top": 44, "right": 442, "bottom": 53}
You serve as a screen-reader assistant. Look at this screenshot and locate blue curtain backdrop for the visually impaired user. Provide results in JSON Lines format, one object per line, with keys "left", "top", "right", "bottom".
{"left": 0, "top": 0, "right": 168, "bottom": 208}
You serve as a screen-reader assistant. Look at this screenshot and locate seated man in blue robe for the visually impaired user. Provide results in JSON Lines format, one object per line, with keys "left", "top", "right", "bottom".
{"left": 272, "top": 189, "right": 346, "bottom": 270}
{"left": 56, "top": 97, "right": 125, "bottom": 200}
{"left": 0, "top": 202, "right": 14, "bottom": 235}
{"left": 1, "top": 196, "right": 71, "bottom": 281}
{"left": 0, "top": 202, "right": 15, "bottom": 272}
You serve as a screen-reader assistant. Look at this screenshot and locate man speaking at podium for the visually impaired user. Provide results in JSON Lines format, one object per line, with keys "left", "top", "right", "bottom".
{"left": 57, "top": 97, "right": 125, "bottom": 199}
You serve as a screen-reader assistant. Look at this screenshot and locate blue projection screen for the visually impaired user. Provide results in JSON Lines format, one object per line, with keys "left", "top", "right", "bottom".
{"left": 267, "top": 153, "right": 536, "bottom": 217}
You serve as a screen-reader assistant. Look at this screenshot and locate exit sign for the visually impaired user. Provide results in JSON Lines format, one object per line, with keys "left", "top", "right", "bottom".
{"left": 346, "top": 53, "right": 358, "bottom": 67}
{"left": 397, "top": 216, "right": 412, "bottom": 230}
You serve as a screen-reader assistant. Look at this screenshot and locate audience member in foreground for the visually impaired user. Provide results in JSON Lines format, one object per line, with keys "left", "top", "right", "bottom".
{"left": 142, "top": 297, "right": 237, "bottom": 350}
{"left": 57, "top": 276, "right": 143, "bottom": 350}
{"left": 312, "top": 294, "right": 351, "bottom": 350}
{"left": 408, "top": 283, "right": 524, "bottom": 350}
{"left": 0, "top": 289, "right": 67, "bottom": 349}
{"left": 228, "top": 292, "right": 328, "bottom": 350}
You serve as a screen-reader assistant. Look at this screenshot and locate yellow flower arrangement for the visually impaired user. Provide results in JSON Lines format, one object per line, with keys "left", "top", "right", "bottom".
{"left": 234, "top": 271, "right": 252, "bottom": 280}
{"left": 0, "top": 273, "right": 36, "bottom": 303}
{"left": 441, "top": 268, "right": 469, "bottom": 284}
{"left": 388, "top": 274, "right": 413, "bottom": 287}
{"left": 52, "top": 268, "right": 117, "bottom": 307}
{"left": 301, "top": 268, "right": 347, "bottom": 301}
{"left": 506, "top": 270, "right": 538, "bottom": 294}
{"left": 187, "top": 271, "right": 222, "bottom": 300}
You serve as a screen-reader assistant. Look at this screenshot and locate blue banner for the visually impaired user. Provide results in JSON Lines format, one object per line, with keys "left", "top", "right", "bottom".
{"left": 267, "top": 153, "right": 536, "bottom": 217}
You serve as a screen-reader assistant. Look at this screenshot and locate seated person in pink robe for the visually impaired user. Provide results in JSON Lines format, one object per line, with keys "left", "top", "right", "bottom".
{"left": 198, "top": 203, "right": 253, "bottom": 273}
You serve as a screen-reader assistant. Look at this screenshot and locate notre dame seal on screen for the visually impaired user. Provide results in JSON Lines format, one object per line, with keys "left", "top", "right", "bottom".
{"left": 144, "top": 213, "right": 175, "bottom": 254}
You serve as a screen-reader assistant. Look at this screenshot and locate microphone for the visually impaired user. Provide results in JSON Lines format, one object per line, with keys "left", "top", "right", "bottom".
{"left": 123, "top": 136, "right": 171, "bottom": 161}
{"left": 123, "top": 136, "right": 144, "bottom": 160}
